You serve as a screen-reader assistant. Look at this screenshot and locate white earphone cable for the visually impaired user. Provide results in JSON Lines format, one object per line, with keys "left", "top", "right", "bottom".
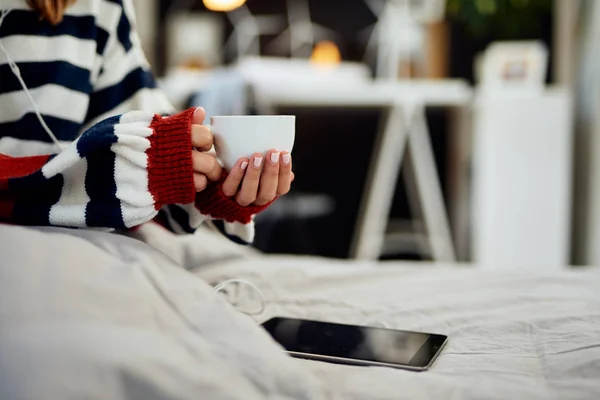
{"left": 0, "top": 8, "right": 64, "bottom": 152}
{"left": 214, "top": 278, "right": 266, "bottom": 316}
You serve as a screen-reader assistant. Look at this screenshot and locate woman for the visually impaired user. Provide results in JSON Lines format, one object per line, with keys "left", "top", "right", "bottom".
{"left": 0, "top": 0, "right": 293, "bottom": 244}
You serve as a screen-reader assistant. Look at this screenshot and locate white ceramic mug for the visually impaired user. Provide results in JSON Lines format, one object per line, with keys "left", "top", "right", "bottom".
{"left": 210, "top": 115, "right": 296, "bottom": 171}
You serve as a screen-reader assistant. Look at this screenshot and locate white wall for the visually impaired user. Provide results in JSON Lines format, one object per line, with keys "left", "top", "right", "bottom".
{"left": 582, "top": 113, "right": 600, "bottom": 265}
{"left": 573, "top": 0, "right": 600, "bottom": 265}
{"left": 131, "top": 0, "right": 158, "bottom": 69}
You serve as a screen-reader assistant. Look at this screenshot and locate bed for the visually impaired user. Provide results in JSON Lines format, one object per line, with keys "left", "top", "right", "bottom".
{"left": 1, "top": 224, "right": 599, "bottom": 400}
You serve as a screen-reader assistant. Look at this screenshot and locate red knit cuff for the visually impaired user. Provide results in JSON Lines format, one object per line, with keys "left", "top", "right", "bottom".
{"left": 147, "top": 108, "right": 196, "bottom": 209}
{"left": 195, "top": 172, "right": 275, "bottom": 224}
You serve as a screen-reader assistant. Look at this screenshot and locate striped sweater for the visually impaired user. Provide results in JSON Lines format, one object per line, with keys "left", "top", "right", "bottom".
{"left": 0, "top": 0, "right": 261, "bottom": 243}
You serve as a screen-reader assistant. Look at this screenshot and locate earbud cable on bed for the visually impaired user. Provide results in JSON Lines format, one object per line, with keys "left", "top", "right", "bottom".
{"left": 214, "top": 279, "right": 266, "bottom": 316}
{"left": 0, "top": 8, "right": 64, "bottom": 152}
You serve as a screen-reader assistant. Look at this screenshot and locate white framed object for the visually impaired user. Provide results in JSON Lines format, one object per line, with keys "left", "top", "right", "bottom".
{"left": 478, "top": 41, "right": 548, "bottom": 92}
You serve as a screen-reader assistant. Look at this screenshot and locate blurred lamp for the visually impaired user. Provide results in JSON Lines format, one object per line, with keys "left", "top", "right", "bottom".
{"left": 310, "top": 41, "right": 342, "bottom": 67}
{"left": 203, "top": 0, "right": 246, "bottom": 12}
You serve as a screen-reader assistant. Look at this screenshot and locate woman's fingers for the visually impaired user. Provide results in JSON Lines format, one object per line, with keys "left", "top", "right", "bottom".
{"left": 217, "top": 150, "right": 293, "bottom": 206}
{"left": 191, "top": 107, "right": 212, "bottom": 151}
{"left": 192, "top": 151, "right": 222, "bottom": 181}
{"left": 222, "top": 158, "right": 249, "bottom": 197}
{"left": 277, "top": 152, "right": 292, "bottom": 196}
{"left": 255, "top": 150, "right": 281, "bottom": 206}
{"left": 236, "top": 153, "right": 263, "bottom": 206}
{"left": 192, "top": 107, "right": 206, "bottom": 125}
{"left": 193, "top": 173, "right": 208, "bottom": 192}
{"left": 191, "top": 125, "right": 213, "bottom": 152}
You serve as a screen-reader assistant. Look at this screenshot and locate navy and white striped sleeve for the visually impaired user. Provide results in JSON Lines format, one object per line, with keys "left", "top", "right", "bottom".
{"left": 0, "top": 109, "right": 198, "bottom": 229}
{"left": 84, "top": 0, "right": 173, "bottom": 127}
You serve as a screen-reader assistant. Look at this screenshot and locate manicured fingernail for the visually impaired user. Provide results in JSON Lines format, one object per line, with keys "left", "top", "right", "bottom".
{"left": 271, "top": 152, "right": 280, "bottom": 164}
{"left": 241, "top": 161, "right": 248, "bottom": 170}
{"left": 254, "top": 157, "right": 263, "bottom": 168}
{"left": 282, "top": 153, "right": 291, "bottom": 164}
{"left": 195, "top": 106, "right": 204, "bottom": 113}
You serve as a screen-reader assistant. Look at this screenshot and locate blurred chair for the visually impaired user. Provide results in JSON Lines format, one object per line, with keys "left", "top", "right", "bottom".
{"left": 363, "top": 0, "right": 446, "bottom": 79}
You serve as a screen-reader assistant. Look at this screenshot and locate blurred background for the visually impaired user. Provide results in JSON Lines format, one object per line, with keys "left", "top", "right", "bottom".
{"left": 131, "top": 0, "right": 599, "bottom": 269}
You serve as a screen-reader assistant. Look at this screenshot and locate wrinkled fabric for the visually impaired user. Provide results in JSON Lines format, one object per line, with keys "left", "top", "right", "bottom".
{"left": 0, "top": 225, "right": 325, "bottom": 400}
{"left": 199, "top": 257, "right": 600, "bottom": 400}
{"left": 2, "top": 223, "right": 600, "bottom": 400}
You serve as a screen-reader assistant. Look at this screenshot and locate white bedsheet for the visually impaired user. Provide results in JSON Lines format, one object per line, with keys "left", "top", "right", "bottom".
{"left": 198, "top": 257, "right": 600, "bottom": 400}
{"left": 1, "top": 224, "right": 599, "bottom": 400}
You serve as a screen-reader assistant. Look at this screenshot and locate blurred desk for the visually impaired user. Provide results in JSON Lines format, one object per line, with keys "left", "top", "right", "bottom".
{"left": 251, "top": 79, "right": 473, "bottom": 261}
{"left": 251, "top": 80, "right": 471, "bottom": 108}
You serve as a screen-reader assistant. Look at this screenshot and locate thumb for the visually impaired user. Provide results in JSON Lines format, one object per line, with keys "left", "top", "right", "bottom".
{"left": 192, "top": 106, "right": 206, "bottom": 125}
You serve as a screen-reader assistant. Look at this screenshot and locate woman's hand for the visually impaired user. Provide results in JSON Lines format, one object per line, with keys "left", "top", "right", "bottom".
{"left": 221, "top": 151, "right": 294, "bottom": 206}
{"left": 191, "top": 107, "right": 294, "bottom": 206}
{"left": 191, "top": 107, "right": 222, "bottom": 191}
